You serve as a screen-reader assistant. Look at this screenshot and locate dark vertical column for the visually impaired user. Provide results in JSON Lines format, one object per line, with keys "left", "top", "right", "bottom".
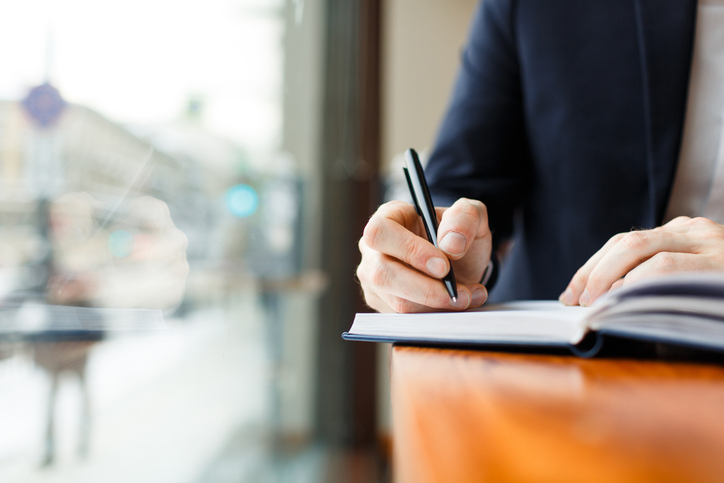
{"left": 315, "top": 0, "right": 382, "bottom": 447}
{"left": 354, "top": 0, "right": 382, "bottom": 446}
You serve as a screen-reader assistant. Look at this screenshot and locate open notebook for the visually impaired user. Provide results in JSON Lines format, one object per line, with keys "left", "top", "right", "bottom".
{"left": 343, "top": 274, "right": 724, "bottom": 357}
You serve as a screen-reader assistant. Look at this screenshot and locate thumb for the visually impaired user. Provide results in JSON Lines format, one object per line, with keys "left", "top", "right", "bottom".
{"left": 436, "top": 199, "right": 492, "bottom": 283}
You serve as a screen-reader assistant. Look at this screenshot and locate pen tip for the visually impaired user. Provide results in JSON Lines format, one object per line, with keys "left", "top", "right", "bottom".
{"left": 452, "top": 297, "right": 457, "bottom": 303}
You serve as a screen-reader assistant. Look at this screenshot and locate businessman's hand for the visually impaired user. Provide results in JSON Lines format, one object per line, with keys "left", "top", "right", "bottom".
{"left": 357, "top": 198, "right": 492, "bottom": 313}
{"left": 559, "top": 216, "right": 724, "bottom": 306}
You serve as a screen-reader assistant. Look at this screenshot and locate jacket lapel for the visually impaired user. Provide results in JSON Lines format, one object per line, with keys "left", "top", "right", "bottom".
{"left": 633, "top": 0, "right": 697, "bottom": 225}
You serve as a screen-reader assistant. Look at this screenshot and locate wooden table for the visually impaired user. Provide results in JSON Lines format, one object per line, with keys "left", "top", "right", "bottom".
{"left": 391, "top": 346, "right": 724, "bottom": 483}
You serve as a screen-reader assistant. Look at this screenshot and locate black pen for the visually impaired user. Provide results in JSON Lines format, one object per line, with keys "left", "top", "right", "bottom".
{"left": 403, "top": 148, "right": 458, "bottom": 302}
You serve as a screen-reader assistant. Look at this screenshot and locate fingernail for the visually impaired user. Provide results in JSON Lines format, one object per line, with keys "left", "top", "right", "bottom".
{"left": 559, "top": 288, "right": 575, "bottom": 305}
{"left": 439, "top": 232, "right": 467, "bottom": 256}
{"left": 579, "top": 289, "right": 591, "bottom": 307}
{"left": 471, "top": 287, "right": 487, "bottom": 307}
{"left": 452, "top": 291, "right": 470, "bottom": 309}
{"left": 426, "top": 258, "right": 447, "bottom": 278}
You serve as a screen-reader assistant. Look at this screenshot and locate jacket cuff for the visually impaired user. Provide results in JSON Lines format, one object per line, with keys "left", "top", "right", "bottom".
{"left": 480, "top": 251, "right": 500, "bottom": 291}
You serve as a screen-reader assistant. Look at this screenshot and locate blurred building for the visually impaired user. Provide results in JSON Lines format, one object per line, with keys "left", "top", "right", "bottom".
{"left": 0, "top": 92, "right": 207, "bottom": 296}
{"left": 0, "top": 97, "right": 186, "bottom": 202}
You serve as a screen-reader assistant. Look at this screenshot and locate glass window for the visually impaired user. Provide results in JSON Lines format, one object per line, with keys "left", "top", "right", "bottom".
{"left": 0, "top": 1, "right": 342, "bottom": 481}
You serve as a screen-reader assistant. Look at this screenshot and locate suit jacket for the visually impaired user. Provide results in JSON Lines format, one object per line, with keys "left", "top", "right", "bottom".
{"left": 425, "top": 0, "right": 697, "bottom": 301}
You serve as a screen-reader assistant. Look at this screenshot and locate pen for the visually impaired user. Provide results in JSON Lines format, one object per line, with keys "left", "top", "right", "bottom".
{"left": 403, "top": 148, "right": 458, "bottom": 302}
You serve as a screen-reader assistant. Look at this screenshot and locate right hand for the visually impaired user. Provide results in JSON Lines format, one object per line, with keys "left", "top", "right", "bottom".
{"left": 357, "top": 198, "right": 492, "bottom": 313}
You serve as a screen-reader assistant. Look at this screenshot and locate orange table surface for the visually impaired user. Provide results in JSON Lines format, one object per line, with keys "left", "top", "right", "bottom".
{"left": 391, "top": 346, "right": 724, "bottom": 483}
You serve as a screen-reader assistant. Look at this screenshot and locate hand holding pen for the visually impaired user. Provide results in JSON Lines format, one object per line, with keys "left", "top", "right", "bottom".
{"left": 356, "top": 148, "right": 492, "bottom": 313}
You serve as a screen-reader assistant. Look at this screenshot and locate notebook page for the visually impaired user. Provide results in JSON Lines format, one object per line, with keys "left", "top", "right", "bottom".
{"left": 351, "top": 302, "right": 591, "bottom": 345}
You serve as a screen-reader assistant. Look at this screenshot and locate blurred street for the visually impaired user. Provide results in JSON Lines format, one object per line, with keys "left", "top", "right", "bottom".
{"left": 0, "top": 292, "right": 322, "bottom": 483}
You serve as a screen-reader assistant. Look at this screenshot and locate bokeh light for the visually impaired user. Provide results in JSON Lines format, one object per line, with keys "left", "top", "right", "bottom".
{"left": 225, "top": 184, "right": 259, "bottom": 218}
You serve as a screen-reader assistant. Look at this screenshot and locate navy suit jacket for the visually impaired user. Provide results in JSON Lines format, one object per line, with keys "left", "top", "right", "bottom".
{"left": 425, "top": 0, "right": 697, "bottom": 301}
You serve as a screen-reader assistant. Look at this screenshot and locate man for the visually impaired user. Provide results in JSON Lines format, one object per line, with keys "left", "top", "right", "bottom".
{"left": 357, "top": 0, "right": 724, "bottom": 313}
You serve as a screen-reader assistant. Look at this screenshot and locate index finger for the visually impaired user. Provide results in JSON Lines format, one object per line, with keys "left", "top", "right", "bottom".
{"left": 559, "top": 232, "right": 626, "bottom": 305}
{"left": 363, "top": 201, "right": 451, "bottom": 279}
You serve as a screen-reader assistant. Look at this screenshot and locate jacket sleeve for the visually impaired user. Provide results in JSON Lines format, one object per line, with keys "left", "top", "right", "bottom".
{"left": 425, "top": 0, "right": 530, "bottom": 244}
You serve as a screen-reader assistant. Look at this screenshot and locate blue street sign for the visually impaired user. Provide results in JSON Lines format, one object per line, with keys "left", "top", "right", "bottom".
{"left": 22, "top": 83, "right": 66, "bottom": 128}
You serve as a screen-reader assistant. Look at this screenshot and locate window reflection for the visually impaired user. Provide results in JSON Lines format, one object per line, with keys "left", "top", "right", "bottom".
{"left": 0, "top": 0, "right": 328, "bottom": 481}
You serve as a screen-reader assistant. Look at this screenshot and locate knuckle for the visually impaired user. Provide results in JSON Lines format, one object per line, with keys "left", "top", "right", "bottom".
{"left": 360, "top": 287, "right": 376, "bottom": 305}
{"left": 420, "top": 285, "right": 446, "bottom": 308}
{"left": 400, "top": 237, "right": 426, "bottom": 266}
{"left": 369, "top": 262, "right": 390, "bottom": 288}
{"left": 362, "top": 216, "right": 384, "bottom": 248}
{"left": 611, "top": 232, "right": 627, "bottom": 243}
{"left": 460, "top": 197, "right": 487, "bottom": 215}
{"left": 355, "top": 263, "right": 367, "bottom": 284}
{"left": 619, "top": 231, "right": 649, "bottom": 252}
{"left": 457, "top": 199, "right": 484, "bottom": 221}
{"left": 690, "top": 217, "right": 723, "bottom": 236}
{"left": 389, "top": 297, "right": 414, "bottom": 314}
{"left": 445, "top": 199, "right": 488, "bottom": 239}
{"left": 686, "top": 217, "right": 724, "bottom": 242}
{"left": 383, "top": 200, "right": 409, "bottom": 211}
{"left": 361, "top": 290, "right": 381, "bottom": 311}
{"left": 690, "top": 217, "right": 711, "bottom": 226}
{"left": 651, "top": 252, "right": 677, "bottom": 271}
{"left": 671, "top": 215, "right": 692, "bottom": 224}
{"left": 378, "top": 200, "right": 414, "bottom": 222}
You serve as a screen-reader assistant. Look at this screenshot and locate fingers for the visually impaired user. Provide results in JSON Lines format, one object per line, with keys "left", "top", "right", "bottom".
{"left": 586, "top": 231, "right": 700, "bottom": 304}
{"left": 563, "top": 230, "right": 696, "bottom": 305}
{"left": 375, "top": 283, "right": 485, "bottom": 313}
{"left": 621, "top": 252, "right": 707, "bottom": 286}
{"left": 358, "top": 236, "right": 488, "bottom": 312}
{"left": 560, "top": 216, "right": 724, "bottom": 307}
{"left": 559, "top": 233, "right": 627, "bottom": 305}
{"left": 358, "top": 199, "right": 493, "bottom": 313}
{"left": 359, "top": 289, "right": 424, "bottom": 314}
{"left": 363, "top": 201, "right": 450, "bottom": 279}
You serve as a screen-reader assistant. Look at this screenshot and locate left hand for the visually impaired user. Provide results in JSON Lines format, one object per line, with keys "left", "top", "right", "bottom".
{"left": 559, "top": 216, "right": 724, "bottom": 306}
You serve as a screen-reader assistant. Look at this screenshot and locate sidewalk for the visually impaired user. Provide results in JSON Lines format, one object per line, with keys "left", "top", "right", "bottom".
{"left": 0, "top": 299, "right": 287, "bottom": 483}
